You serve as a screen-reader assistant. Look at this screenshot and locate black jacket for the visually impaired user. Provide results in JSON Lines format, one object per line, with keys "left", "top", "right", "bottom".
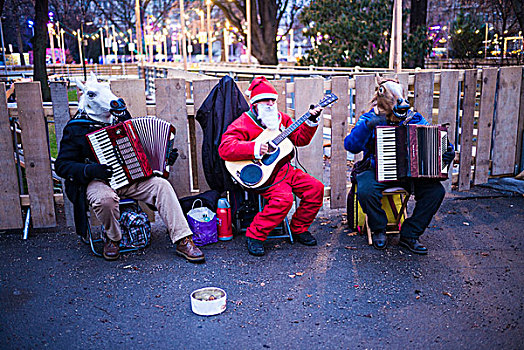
{"left": 55, "top": 114, "right": 129, "bottom": 237}
{"left": 195, "top": 75, "right": 249, "bottom": 193}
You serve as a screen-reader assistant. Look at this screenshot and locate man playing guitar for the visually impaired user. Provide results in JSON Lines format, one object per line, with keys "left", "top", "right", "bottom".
{"left": 219, "top": 76, "right": 324, "bottom": 256}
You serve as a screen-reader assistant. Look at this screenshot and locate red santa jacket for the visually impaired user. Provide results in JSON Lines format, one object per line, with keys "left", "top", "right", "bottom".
{"left": 218, "top": 109, "right": 318, "bottom": 163}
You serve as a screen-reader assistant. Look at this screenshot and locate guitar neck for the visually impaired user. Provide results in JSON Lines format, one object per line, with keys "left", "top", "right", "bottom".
{"left": 272, "top": 112, "right": 312, "bottom": 146}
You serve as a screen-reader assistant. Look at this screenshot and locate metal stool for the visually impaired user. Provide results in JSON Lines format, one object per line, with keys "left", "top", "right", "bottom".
{"left": 363, "top": 187, "right": 410, "bottom": 245}
{"left": 86, "top": 198, "right": 150, "bottom": 256}
{"left": 258, "top": 195, "right": 294, "bottom": 243}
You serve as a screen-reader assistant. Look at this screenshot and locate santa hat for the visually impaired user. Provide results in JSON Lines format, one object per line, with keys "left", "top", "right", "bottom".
{"left": 245, "top": 76, "right": 278, "bottom": 104}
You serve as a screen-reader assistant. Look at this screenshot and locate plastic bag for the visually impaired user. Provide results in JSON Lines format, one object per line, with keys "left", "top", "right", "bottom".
{"left": 187, "top": 199, "right": 218, "bottom": 246}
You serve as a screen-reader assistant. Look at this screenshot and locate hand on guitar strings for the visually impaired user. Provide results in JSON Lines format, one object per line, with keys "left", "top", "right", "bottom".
{"left": 308, "top": 104, "right": 324, "bottom": 123}
{"left": 259, "top": 143, "right": 269, "bottom": 156}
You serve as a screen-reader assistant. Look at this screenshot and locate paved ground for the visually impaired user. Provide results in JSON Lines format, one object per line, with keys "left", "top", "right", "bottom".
{"left": 1, "top": 186, "right": 523, "bottom": 349}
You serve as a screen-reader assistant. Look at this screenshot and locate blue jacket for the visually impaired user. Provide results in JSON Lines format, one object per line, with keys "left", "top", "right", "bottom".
{"left": 344, "top": 109, "right": 431, "bottom": 168}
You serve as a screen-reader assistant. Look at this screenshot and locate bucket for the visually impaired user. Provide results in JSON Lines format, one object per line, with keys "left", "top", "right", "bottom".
{"left": 190, "top": 287, "right": 227, "bottom": 316}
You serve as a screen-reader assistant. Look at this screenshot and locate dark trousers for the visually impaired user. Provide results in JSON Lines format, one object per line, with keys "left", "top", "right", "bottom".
{"left": 356, "top": 169, "right": 445, "bottom": 239}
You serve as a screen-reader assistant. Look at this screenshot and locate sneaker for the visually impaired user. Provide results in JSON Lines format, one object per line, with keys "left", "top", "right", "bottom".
{"left": 292, "top": 231, "right": 317, "bottom": 246}
{"left": 399, "top": 237, "right": 428, "bottom": 255}
{"left": 247, "top": 237, "right": 265, "bottom": 256}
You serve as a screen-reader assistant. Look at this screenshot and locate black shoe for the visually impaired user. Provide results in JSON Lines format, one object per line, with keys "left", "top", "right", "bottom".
{"left": 372, "top": 229, "right": 387, "bottom": 250}
{"left": 399, "top": 237, "right": 428, "bottom": 255}
{"left": 292, "top": 231, "right": 317, "bottom": 246}
{"left": 247, "top": 237, "right": 265, "bottom": 256}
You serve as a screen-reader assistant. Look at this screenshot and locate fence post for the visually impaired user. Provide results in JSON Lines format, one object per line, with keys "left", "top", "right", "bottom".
{"left": 15, "top": 82, "right": 56, "bottom": 228}
{"left": 50, "top": 81, "right": 75, "bottom": 227}
{"left": 458, "top": 69, "right": 478, "bottom": 191}
{"left": 0, "top": 83, "right": 23, "bottom": 230}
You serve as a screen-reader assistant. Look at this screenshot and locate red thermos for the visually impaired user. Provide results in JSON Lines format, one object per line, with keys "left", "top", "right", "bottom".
{"left": 217, "top": 198, "right": 233, "bottom": 241}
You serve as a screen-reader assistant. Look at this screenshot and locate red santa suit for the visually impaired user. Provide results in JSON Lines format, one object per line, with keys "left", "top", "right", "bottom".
{"left": 218, "top": 106, "right": 324, "bottom": 241}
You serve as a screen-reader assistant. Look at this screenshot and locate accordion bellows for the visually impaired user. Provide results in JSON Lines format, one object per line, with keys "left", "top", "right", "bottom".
{"left": 87, "top": 116, "right": 176, "bottom": 189}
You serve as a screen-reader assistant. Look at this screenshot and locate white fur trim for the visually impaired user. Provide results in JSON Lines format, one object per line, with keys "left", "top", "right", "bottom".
{"left": 250, "top": 92, "right": 278, "bottom": 104}
{"left": 254, "top": 139, "right": 263, "bottom": 159}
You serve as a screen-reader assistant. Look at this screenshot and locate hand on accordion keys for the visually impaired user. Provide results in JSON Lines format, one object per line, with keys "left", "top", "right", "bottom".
{"left": 85, "top": 163, "right": 113, "bottom": 181}
{"left": 167, "top": 148, "right": 179, "bottom": 166}
{"left": 442, "top": 146, "right": 455, "bottom": 166}
{"left": 365, "top": 115, "right": 387, "bottom": 130}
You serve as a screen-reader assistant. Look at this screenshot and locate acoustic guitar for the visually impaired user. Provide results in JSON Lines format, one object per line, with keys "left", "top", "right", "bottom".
{"left": 225, "top": 93, "right": 338, "bottom": 189}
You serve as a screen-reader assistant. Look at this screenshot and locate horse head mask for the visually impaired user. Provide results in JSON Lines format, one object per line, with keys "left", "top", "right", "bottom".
{"left": 75, "top": 72, "right": 129, "bottom": 124}
{"left": 371, "top": 73, "right": 410, "bottom": 122}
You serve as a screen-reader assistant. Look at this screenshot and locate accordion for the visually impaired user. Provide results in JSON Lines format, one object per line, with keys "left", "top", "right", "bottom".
{"left": 375, "top": 124, "right": 449, "bottom": 183}
{"left": 87, "top": 116, "right": 176, "bottom": 189}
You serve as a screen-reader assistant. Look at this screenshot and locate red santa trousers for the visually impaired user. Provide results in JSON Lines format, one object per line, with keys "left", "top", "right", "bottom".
{"left": 246, "top": 163, "right": 324, "bottom": 241}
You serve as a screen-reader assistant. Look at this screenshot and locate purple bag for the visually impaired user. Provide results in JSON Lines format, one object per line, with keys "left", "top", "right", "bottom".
{"left": 187, "top": 199, "right": 218, "bottom": 246}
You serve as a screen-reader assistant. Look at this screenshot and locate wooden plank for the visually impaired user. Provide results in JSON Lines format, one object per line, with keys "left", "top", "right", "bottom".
{"left": 384, "top": 72, "right": 409, "bottom": 93}
{"left": 517, "top": 71, "right": 524, "bottom": 174}
{"left": 492, "top": 66, "right": 523, "bottom": 175}
{"left": 354, "top": 75, "right": 375, "bottom": 162}
{"left": 272, "top": 79, "right": 287, "bottom": 114}
{"left": 0, "top": 83, "right": 23, "bottom": 230}
{"left": 110, "top": 78, "right": 154, "bottom": 221}
{"left": 192, "top": 78, "right": 219, "bottom": 192}
{"left": 458, "top": 70, "right": 477, "bottom": 191}
{"left": 330, "top": 76, "right": 350, "bottom": 209}
{"left": 155, "top": 78, "right": 192, "bottom": 198}
{"left": 110, "top": 79, "right": 147, "bottom": 117}
{"left": 437, "top": 70, "right": 460, "bottom": 190}
{"left": 414, "top": 71, "right": 435, "bottom": 123}
{"left": 236, "top": 81, "right": 250, "bottom": 102}
{"left": 15, "top": 82, "right": 56, "bottom": 228}
{"left": 474, "top": 68, "right": 498, "bottom": 185}
{"left": 294, "top": 77, "right": 325, "bottom": 182}
{"left": 49, "top": 81, "right": 74, "bottom": 227}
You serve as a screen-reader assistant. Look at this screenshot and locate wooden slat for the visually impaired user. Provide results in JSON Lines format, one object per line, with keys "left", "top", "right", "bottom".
{"left": 384, "top": 72, "right": 409, "bottom": 93}
{"left": 517, "top": 71, "right": 524, "bottom": 174}
{"left": 192, "top": 78, "right": 219, "bottom": 192}
{"left": 474, "top": 68, "right": 498, "bottom": 185}
{"left": 492, "top": 67, "right": 523, "bottom": 175}
{"left": 294, "top": 77, "right": 324, "bottom": 182}
{"left": 0, "top": 83, "right": 23, "bottom": 230}
{"left": 437, "top": 70, "right": 460, "bottom": 190}
{"left": 414, "top": 72, "right": 435, "bottom": 123}
{"left": 272, "top": 79, "right": 287, "bottom": 114}
{"left": 155, "top": 78, "right": 192, "bottom": 198}
{"left": 330, "top": 76, "right": 350, "bottom": 209}
{"left": 110, "top": 79, "right": 147, "bottom": 117}
{"left": 49, "top": 82, "right": 74, "bottom": 227}
{"left": 110, "top": 78, "right": 154, "bottom": 221}
{"left": 354, "top": 75, "right": 375, "bottom": 162}
{"left": 458, "top": 70, "right": 477, "bottom": 191}
{"left": 15, "top": 82, "right": 56, "bottom": 228}
{"left": 236, "top": 81, "right": 250, "bottom": 102}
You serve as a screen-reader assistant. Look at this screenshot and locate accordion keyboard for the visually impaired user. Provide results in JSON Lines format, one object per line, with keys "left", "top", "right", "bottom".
{"left": 376, "top": 127, "right": 398, "bottom": 182}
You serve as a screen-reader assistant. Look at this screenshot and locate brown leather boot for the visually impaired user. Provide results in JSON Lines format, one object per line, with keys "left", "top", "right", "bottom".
{"left": 103, "top": 239, "right": 120, "bottom": 260}
{"left": 176, "top": 236, "right": 205, "bottom": 263}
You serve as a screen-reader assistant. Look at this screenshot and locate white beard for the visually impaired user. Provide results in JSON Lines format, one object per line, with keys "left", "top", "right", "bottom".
{"left": 257, "top": 104, "right": 280, "bottom": 130}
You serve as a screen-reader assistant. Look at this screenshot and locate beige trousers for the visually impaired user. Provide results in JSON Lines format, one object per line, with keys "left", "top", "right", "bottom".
{"left": 86, "top": 177, "right": 192, "bottom": 243}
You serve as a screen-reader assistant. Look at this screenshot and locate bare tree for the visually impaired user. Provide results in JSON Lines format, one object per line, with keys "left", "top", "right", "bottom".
{"left": 33, "top": 0, "right": 50, "bottom": 101}
{"left": 214, "top": 0, "right": 302, "bottom": 65}
{"left": 510, "top": 0, "right": 524, "bottom": 32}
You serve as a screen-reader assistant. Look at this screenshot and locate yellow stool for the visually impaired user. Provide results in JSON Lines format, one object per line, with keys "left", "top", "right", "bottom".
{"left": 363, "top": 187, "right": 410, "bottom": 245}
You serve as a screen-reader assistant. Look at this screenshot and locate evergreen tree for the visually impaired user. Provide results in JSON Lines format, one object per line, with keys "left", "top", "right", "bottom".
{"left": 298, "top": 0, "right": 431, "bottom": 68}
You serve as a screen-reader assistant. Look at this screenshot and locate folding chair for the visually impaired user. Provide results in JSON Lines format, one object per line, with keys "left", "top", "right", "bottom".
{"left": 86, "top": 198, "right": 150, "bottom": 256}
{"left": 363, "top": 187, "right": 411, "bottom": 245}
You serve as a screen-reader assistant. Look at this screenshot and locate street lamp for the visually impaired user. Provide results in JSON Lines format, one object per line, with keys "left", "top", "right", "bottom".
{"left": 206, "top": 0, "right": 212, "bottom": 62}
{"left": 179, "top": 0, "right": 188, "bottom": 70}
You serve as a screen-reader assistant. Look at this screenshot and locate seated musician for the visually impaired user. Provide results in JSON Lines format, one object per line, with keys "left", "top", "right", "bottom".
{"left": 344, "top": 75, "right": 455, "bottom": 254}
{"left": 55, "top": 73, "right": 204, "bottom": 262}
{"left": 218, "top": 76, "right": 324, "bottom": 256}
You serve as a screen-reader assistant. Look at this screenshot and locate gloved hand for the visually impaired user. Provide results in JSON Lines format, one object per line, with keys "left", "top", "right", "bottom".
{"left": 85, "top": 163, "right": 113, "bottom": 181}
{"left": 167, "top": 148, "right": 179, "bottom": 166}
{"left": 365, "top": 115, "right": 386, "bottom": 130}
{"left": 308, "top": 104, "right": 323, "bottom": 122}
{"left": 442, "top": 146, "right": 455, "bottom": 166}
